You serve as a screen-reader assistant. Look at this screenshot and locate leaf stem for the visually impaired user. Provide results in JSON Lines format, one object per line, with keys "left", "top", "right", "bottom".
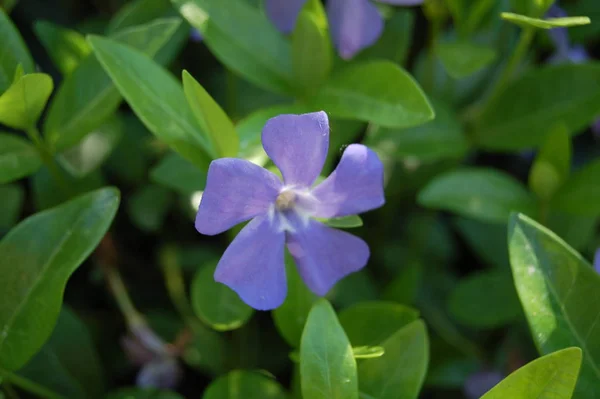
{"left": 0, "top": 368, "right": 65, "bottom": 399}
{"left": 159, "top": 246, "right": 198, "bottom": 327}
{"left": 25, "top": 127, "right": 71, "bottom": 195}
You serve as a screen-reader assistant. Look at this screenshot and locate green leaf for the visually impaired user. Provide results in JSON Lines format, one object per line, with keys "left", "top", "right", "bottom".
{"left": 182, "top": 70, "right": 239, "bottom": 157}
{"left": 127, "top": 185, "right": 173, "bottom": 233}
{"left": 448, "top": 270, "right": 522, "bottom": 328}
{"left": 0, "top": 184, "right": 23, "bottom": 231}
{"left": 338, "top": 301, "right": 419, "bottom": 346}
{"left": 0, "top": 74, "right": 53, "bottom": 130}
{"left": 173, "top": 0, "right": 295, "bottom": 95}
{"left": 0, "top": 188, "right": 120, "bottom": 370}
{"left": 273, "top": 255, "right": 317, "bottom": 347}
{"left": 202, "top": 370, "right": 287, "bottom": 399}
{"left": 418, "top": 168, "right": 536, "bottom": 224}
{"left": 501, "top": 12, "right": 591, "bottom": 29}
{"left": 321, "top": 215, "right": 363, "bottom": 229}
{"left": 300, "top": 299, "right": 358, "bottom": 399}
{"left": 352, "top": 346, "right": 384, "bottom": 360}
{"left": 528, "top": 124, "right": 571, "bottom": 200}
{"left": 107, "top": 0, "right": 173, "bottom": 33}
{"left": 150, "top": 152, "right": 206, "bottom": 195}
{"left": 355, "top": 9, "right": 414, "bottom": 65}
{"left": 436, "top": 41, "right": 497, "bottom": 79}
{"left": 0, "top": 133, "right": 42, "bottom": 184}
{"left": 551, "top": 159, "right": 600, "bottom": 215}
{"left": 475, "top": 63, "right": 600, "bottom": 150}
{"left": 311, "top": 61, "right": 434, "bottom": 128}
{"left": 366, "top": 99, "right": 469, "bottom": 163}
{"left": 291, "top": 1, "right": 332, "bottom": 95}
{"left": 0, "top": 8, "right": 34, "bottom": 93}
{"left": 358, "top": 320, "right": 429, "bottom": 399}
{"left": 89, "top": 35, "right": 214, "bottom": 170}
{"left": 106, "top": 388, "right": 184, "bottom": 399}
{"left": 481, "top": 347, "right": 582, "bottom": 399}
{"left": 33, "top": 21, "right": 91, "bottom": 75}
{"left": 453, "top": 218, "right": 509, "bottom": 268}
{"left": 19, "top": 307, "right": 104, "bottom": 399}
{"left": 45, "top": 18, "right": 182, "bottom": 152}
{"left": 508, "top": 213, "right": 600, "bottom": 397}
{"left": 191, "top": 262, "right": 253, "bottom": 331}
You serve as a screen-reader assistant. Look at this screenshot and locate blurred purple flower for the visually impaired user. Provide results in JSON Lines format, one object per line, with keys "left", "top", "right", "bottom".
{"left": 190, "top": 29, "right": 203, "bottom": 43}
{"left": 265, "top": 0, "right": 423, "bottom": 59}
{"left": 136, "top": 356, "right": 181, "bottom": 390}
{"left": 594, "top": 248, "right": 600, "bottom": 274}
{"left": 195, "top": 111, "right": 385, "bottom": 310}
{"left": 464, "top": 370, "right": 504, "bottom": 399}
{"left": 546, "top": 5, "right": 589, "bottom": 65}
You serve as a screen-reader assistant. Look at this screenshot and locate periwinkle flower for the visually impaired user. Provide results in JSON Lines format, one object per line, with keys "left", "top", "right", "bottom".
{"left": 546, "top": 5, "right": 589, "bottom": 65}
{"left": 594, "top": 248, "right": 600, "bottom": 275}
{"left": 265, "top": 0, "right": 423, "bottom": 60}
{"left": 195, "top": 112, "right": 385, "bottom": 310}
{"left": 464, "top": 370, "right": 504, "bottom": 399}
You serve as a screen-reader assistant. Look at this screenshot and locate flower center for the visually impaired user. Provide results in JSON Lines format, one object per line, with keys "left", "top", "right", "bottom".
{"left": 275, "top": 190, "right": 297, "bottom": 210}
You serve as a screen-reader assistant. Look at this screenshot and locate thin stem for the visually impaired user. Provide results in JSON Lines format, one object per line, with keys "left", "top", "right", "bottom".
{"left": 0, "top": 368, "right": 64, "bottom": 399}
{"left": 25, "top": 127, "right": 71, "bottom": 195}
{"left": 103, "top": 264, "right": 145, "bottom": 328}
{"left": 160, "top": 246, "right": 196, "bottom": 324}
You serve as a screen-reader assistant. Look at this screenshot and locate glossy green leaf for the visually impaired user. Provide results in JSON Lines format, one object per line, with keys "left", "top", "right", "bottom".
{"left": 202, "top": 370, "right": 287, "bottom": 399}
{"left": 182, "top": 70, "right": 238, "bottom": 157}
{"left": 127, "top": 185, "right": 172, "bottom": 233}
{"left": 358, "top": 320, "right": 429, "bottom": 399}
{"left": 448, "top": 270, "right": 522, "bottom": 328}
{"left": 311, "top": 61, "right": 434, "bottom": 128}
{"left": 0, "top": 134, "right": 42, "bottom": 184}
{"left": 501, "top": 12, "right": 590, "bottom": 29}
{"left": 45, "top": 18, "right": 182, "bottom": 152}
{"left": 528, "top": 124, "right": 571, "bottom": 200}
{"left": 0, "top": 8, "right": 33, "bottom": 93}
{"left": 191, "top": 262, "right": 253, "bottom": 331}
{"left": 321, "top": 215, "right": 363, "bottom": 229}
{"left": 19, "top": 307, "right": 104, "bottom": 399}
{"left": 273, "top": 255, "right": 317, "bottom": 347}
{"left": 106, "top": 388, "right": 184, "bottom": 399}
{"left": 551, "top": 159, "right": 600, "bottom": 215}
{"left": 481, "top": 347, "right": 582, "bottom": 399}
{"left": 300, "top": 299, "right": 358, "bottom": 399}
{"left": 89, "top": 35, "right": 213, "bottom": 170}
{"left": 33, "top": 21, "right": 91, "bottom": 75}
{"left": 508, "top": 213, "right": 600, "bottom": 397}
{"left": 418, "top": 168, "right": 536, "bottom": 224}
{"left": 173, "top": 0, "right": 295, "bottom": 95}
{"left": 353, "top": 346, "right": 384, "bottom": 359}
{"left": 475, "top": 63, "right": 600, "bottom": 150}
{"left": 150, "top": 152, "right": 206, "bottom": 195}
{"left": 339, "top": 301, "right": 419, "bottom": 346}
{"left": 0, "top": 74, "right": 53, "bottom": 130}
{"left": 0, "top": 184, "right": 23, "bottom": 231}
{"left": 0, "top": 188, "right": 120, "bottom": 370}
{"left": 436, "top": 41, "right": 497, "bottom": 79}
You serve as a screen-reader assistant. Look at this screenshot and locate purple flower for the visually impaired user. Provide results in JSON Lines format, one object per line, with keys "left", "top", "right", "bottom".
{"left": 195, "top": 112, "right": 385, "bottom": 310}
{"left": 594, "top": 248, "right": 600, "bottom": 275}
{"left": 265, "top": 0, "right": 423, "bottom": 60}
{"left": 464, "top": 370, "right": 504, "bottom": 399}
{"left": 546, "top": 5, "right": 590, "bottom": 65}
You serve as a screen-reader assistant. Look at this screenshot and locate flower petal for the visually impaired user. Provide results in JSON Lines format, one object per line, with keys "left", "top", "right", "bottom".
{"left": 594, "top": 248, "right": 600, "bottom": 275}
{"left": 262, "top": 112, "right": 329, "bottom": 187}
{"left": 265, "top": 0, "right": 307, "bottom": 34}
{"left": 311, "top": 144, "right": 385, "bottom": 218}
{"left": 214, "top": 215, "right": 286, "bottom": 310}
{"left": 286, "top": 215, "right": 369, "bottom": 295}
{"left": 327, "top": 0, "right": 384, "bottom": 59}
{"left": 196, "top": 158, "right": 282, "bottom": 235}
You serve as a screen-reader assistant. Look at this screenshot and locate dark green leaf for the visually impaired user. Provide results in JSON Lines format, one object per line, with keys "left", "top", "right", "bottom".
{"left": 0, "top": 74, "right": 53, "bottom": 130}
{"left": 436, "top": 41, "right": 497, "bottom": 79}
{"left": 0, "top": 188, "right": 120, "bottom": 370}
{"left": 453, "top": 217, "right": 509, "bottom": 268}
{"left": 551, "top": 159, "right": 600, "bottom": 215}
{"left": 127, "top": 185, "right": 173, "bottom": 232}
{"left": 0, "top": 134, "right": 42, "bottom": 184}
{"left": 202, "top": 370, "right": 287, "bottom": 399}
{"left": 0, "top": 8, "right": 34, "bottom": 93}
{"left": 33, "top": 21, "right": 91, "bottom": 75}
{"left": 106, "top": 388, "right": 184, "bottom": 399}
{"left": 528, "top": 124, "right": 571, "bottom": 200}
{"left": 0, "top": 184, "right": 23, "bottom": 231}
{"left": 150, "top": 152, "right": 206, "bottom": 195}
{"left": 355, "top": 9, "right": 414, "bottom": 65}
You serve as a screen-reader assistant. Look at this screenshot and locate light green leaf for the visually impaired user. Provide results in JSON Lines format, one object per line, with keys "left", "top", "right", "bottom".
{"left": 501, "top": 12, "right": 591, "bottom": 29}
{"left": 89, "top": 35, "right": 213, "bottom": 170}
{"left": 321, "top": 215, "right": 363, "bottom": 229}
{"left": 528, "top": 124, "right": 571, "bottom": 200}
{"left": 106, "top": 388, "right": 184, "bottom": 399}
{"left": 182, "top": 70, "right": 238, "bottom": 157}
{"left": 436, "top": 41, "right": 497, "bottom": 79}
{"left": 311, "top": 61, "right": 434, "bottom": 128}
{"left": 33, "top": 21, "right": 91, "bottom": 75}
{"left": 173, "top": 0, "right": 295, "bottom": 95}
{"left": 358, "top": 320, "right": 429, "bottom": 399}
{"left": 448, "top": 270, "right": 522, "bottom": 328}
{"left": 0, "top": 188, "right": 120, "bottom": 370}
{"left": 202, "top": 370, "right": 287, "bottom": 399}
{"left": 0, "top": 8, "right": 34, "bottom": 93}
{"left": 481, "top": 348, "right": 582, "bottom": 399}
{"left": 353, "top": 346, "right": 384, "bottom": 360}
{"left": 338, "top": 301, "right": 419, "bottom": 347}
{"left": 0, "top": 134, "right": 42, "bottom": 184}
{"left": 508, "top": 213, "right": 600, "bottom": 397}
{"left": 475, "top": 63, "right": 600, "bottom": 150}
{"left": 418, "top": 168, "right": 536, "bottom": 224}
{"left": 551, "top": 159, "right": 600, "bottom": 216}
{"left": 127, "top": 185, "right": 173, "bottom": 233}
{"left": 45, "top": 18, "right": 182, "bottom": 152}
{"left": 273, "top": 255, "right": 317, "bottom": 347}
{"left": 0, "top": 74, "right": 53, "bottom": 130}
{"left": 300, "top": 299, "right": 358, "bottom": 399}
{"left": 191, "top": 262, "right": 253, "bottom": 331}
{"left": 150, "top": 152, "right": 206, "bottom": 195}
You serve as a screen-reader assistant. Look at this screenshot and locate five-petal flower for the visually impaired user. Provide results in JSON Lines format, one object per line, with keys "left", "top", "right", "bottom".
{"left": 195, "top": 111, "right": 385, "bottom": 310}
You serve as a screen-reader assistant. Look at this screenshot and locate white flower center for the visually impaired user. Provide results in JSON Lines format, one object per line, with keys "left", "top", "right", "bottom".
{"left": 275, "top": 189, "right": 297, "bottom": 210}
{"left": 269, "top": 187, "right": 316, "bottom": 233}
